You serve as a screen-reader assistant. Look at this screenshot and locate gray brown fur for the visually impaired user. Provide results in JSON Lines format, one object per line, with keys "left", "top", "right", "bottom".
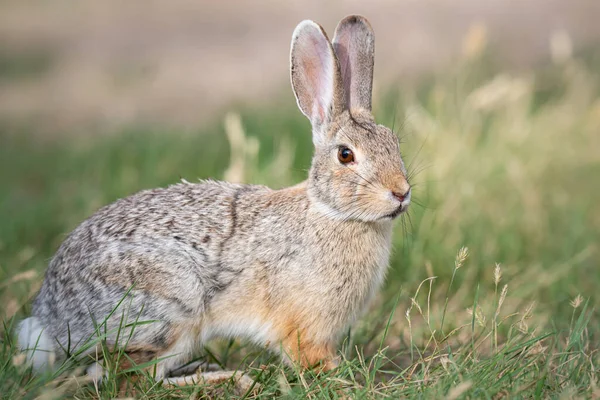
{"left": 19, "top": 15, "right": 412, "bottom": 377}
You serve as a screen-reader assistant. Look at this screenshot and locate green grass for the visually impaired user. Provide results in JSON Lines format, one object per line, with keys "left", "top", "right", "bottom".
{"left": 1, "top": 49, "right": 599, "bottom": 398}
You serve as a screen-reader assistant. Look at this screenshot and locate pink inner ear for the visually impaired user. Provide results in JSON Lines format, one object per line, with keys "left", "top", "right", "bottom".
{"left": 334, "top": 30, "right": 353, "bottom": 105}
{"left": 300, "top": 32, "right": 334, "bottom": 125}
{"left": 332, "top": 18, "right": 374, "bottom": 111}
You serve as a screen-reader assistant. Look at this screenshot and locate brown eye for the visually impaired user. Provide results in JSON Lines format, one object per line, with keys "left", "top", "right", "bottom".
{"left": 337, "top": 147, "right": 355, "bottom": 164}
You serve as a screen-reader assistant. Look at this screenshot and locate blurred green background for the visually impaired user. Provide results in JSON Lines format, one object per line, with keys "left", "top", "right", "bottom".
{"left": 1, "top": 1, "right": 599, "bottom": 398}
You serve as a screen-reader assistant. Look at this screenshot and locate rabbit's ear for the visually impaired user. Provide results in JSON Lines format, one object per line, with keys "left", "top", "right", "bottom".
{"left": 290, "top": 20, "right": 344, "bottom": 145}
{"left": 332, "top": 15, "right": 375, "bottom": 112}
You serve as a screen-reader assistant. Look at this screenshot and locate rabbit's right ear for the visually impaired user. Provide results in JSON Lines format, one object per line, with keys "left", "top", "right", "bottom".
{"left": 290, "top": 21, "right": 344, "bottom": 146}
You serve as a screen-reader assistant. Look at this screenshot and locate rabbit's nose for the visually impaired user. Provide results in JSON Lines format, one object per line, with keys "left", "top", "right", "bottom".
{"left": 392, "top": 187, "right": 411, "bottom": 203}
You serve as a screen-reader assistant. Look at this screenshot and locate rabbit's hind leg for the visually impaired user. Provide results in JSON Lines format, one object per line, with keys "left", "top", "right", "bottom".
{"left": 85, "top": 350, "right": 156, "bottom": 384}
{"left": 168, "top": 360, "right": 221, "bottom": 377}
{"left": 89, "top": 330, "right": 200, "bottom": 381}
{"left": 150, "top": 329, "right": 200, "bottom": 379}
{"left": 159, "top": 335, "right": 257, "bottom": 393}
{"left": 163, "top": 370, "right": 258, "bottom": 395}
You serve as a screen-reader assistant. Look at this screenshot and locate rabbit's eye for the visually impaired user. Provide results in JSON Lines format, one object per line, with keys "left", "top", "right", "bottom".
{"left": 338, "top": 147, "right": 355, "bottom": 164}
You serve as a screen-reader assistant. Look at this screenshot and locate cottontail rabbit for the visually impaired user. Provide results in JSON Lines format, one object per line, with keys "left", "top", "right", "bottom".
{"left": 18, "top": 15, "right": 411, "bottom": 385}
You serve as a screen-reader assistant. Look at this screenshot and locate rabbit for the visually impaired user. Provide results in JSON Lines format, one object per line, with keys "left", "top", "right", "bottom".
{"left": 17, "top": 15, "right": 411, "bottom": 385}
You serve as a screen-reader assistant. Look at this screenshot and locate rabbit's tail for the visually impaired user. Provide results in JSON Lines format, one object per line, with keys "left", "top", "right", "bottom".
{"left": 17, "top": 317, "right": 56, "bottom": 372}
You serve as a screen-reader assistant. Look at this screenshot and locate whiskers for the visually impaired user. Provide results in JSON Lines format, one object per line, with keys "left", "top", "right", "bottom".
{"left": 342, "top": 164, "right": 380, "bottom": 193}
{"left": 397, "top": 204, "right": 417, "bottom": 255}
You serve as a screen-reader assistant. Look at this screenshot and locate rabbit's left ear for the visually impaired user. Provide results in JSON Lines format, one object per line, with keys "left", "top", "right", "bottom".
{"left": 332, "top": 15, "right": 375, "bottom": 112}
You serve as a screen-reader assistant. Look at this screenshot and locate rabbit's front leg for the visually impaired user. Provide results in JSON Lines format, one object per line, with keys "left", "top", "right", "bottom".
{"left": 281, "top": 335, "right": 338, "bottom": 372}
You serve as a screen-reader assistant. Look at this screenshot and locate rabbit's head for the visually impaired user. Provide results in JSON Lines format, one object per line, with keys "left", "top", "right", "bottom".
{"left": 291, "top": 15, "right": 411, "bottom": 222}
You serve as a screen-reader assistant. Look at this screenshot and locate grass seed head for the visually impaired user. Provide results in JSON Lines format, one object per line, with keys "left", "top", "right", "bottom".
{"left": 494, "top": 263, "right": 502, "bottom": 285}
{"left": 467, "top": 305, "right": 486, "bottom": 327}
{"left": 570, "top": 294, "right": 583, "bottom": 309}
{"left": 455, "top": 247, "right": 469, "bottom": 270}
{"left": 498, "top": 284, "right": 508, "bottom": 312}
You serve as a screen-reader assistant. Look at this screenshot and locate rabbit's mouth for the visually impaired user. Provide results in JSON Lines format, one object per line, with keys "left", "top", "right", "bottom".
{"left": 383, "top": 204, "right": 408, "bottom": 220}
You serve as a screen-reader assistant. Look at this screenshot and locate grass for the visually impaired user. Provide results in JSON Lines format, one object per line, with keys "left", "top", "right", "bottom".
{"left": 1, "top": 43, "right": 599, "bottom": 398}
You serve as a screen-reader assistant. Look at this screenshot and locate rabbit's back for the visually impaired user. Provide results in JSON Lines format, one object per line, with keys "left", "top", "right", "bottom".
{"left": 32, "top": 181, "right": 270, "bottom": 353}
